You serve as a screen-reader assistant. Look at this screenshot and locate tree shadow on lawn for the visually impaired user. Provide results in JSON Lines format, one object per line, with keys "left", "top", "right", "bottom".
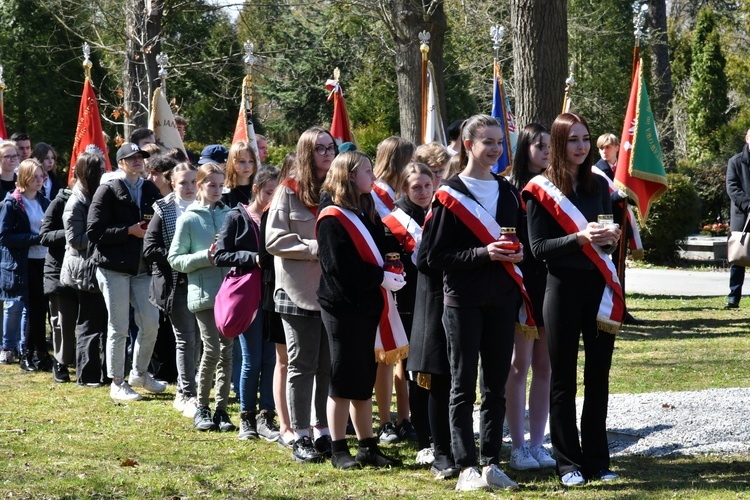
{"left": 628, "top": 294, "right": 732, "bottom": 312}
{"left": 617, "top": 318, "right": 747, "bottom": 341}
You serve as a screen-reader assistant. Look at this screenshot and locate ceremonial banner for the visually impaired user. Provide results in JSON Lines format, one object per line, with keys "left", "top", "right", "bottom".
{"left": 325, "top": 79, "right": 353, "bottom": 145}
{"left": 69, "top": 78, "right": 110, "bottom": 185}
{"left": 423, "top": 62, "right": 447, "bottom": 146}
{"left": 149, "top": 86, "right": 186, "bottom": 155}
{"left": 615, "top": 58, "right": 668, "bottom": 221}
{"left": 491, "top": 61, "right": 518, "bottom": 175}
{"left": 232, "top": 75, "right": 260, "bottom": 160}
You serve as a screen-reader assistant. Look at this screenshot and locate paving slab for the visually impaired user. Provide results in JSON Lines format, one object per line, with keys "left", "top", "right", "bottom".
{"left": 624, "top": 268, "right": 730, "bottom": 297}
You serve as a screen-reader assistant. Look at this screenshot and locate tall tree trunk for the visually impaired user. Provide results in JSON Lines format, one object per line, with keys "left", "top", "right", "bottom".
{"left": 510, "top": 0, "right": 568, "bottom": 128}
{"left": 390, "top": 0, "right": 446, "bottom": 144}
{"left": 648, "top": 0, "right": 674, "bottom": 166}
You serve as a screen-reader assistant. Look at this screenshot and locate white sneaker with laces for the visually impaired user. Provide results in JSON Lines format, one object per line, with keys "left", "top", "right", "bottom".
{"left": 129, "top": 370, "right": 167, "bottom": 394}
{"left": 0, "top": 349, "right": 15, "bottom": 364}
{"left": 110, "top": 381, "right": 143, "bottom": 401}
{"left": 455, "top": 466, "right": 489, "bottom": 491}
{"left": 416, "top": 447, "right": 435, "bottom": 465}
{"left": 510, "top": 445, "right": 541, "bottom": 470}
{"left": 173, "top": 392, "right": 187, "bottom": 412}
{"left": 529, "top": 445, "right": 556, "bottom": 468}
{"left": 482, "top": 464, "right": 518, "bottom": 491}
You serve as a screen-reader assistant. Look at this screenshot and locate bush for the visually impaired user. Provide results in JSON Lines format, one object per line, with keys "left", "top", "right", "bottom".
{"left": 675, "top": 157, "right": 729, "bottom": 225}
{"left": 265, "top": 143, "right": 295, "bottom": 170}
{"left": 641, "top": 173, "right": 701, "bottom": 264}
{"left": 350, "top": 123, "right": 396, "bottom": 159}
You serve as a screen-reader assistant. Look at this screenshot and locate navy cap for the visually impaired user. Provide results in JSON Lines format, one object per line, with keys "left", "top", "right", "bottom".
{"left": 116, "top": 142, "right": 150, "bottom": 162}
{"left": 198, "top": 144, "right": 229, "bottom": 165}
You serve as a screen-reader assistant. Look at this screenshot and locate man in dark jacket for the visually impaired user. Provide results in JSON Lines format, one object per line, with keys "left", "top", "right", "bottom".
{"left": 725, "top": 129, "right": 750, "bottom": 309}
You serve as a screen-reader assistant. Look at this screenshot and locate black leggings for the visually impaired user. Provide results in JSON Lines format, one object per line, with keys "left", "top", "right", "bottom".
{"left": 544, "top": 267, "right": 615, "bottom": 477}
{"left": 24, "top": 259, "right": 46, "bottom": 356}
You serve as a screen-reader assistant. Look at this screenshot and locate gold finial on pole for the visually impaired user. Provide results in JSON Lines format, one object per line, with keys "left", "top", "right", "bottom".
{"left": 82, "top": 43, "right": 92, "bottom": 80}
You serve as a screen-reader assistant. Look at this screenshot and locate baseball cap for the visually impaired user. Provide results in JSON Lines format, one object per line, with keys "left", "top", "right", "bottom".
{"left": 116, "top": 142, "right": 150, "bottom": 162}
{"left": 198, "top": 145, "right": 229, "bottom": 165}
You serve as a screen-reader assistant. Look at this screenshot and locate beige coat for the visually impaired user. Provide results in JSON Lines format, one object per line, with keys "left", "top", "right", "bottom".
{"left": 265, "top": 184, "right": 321, "bottom": 311}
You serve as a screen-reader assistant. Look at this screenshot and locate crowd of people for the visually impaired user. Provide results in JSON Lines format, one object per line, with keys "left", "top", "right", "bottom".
{"left": 0, "top": 112, "right": 628, "bottom": 490}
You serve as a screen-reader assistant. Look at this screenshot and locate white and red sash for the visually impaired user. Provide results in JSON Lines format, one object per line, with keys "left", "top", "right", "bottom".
{"left": 524, "top": 175, "right": 624, "bottom": 333}
{"left": 591, "top": 165, "right": 643, "bottom": 259}
{"left": 434, "top": 185, "right": 537, "bottom": 336}
{"left": 280, "top": 177, "right": 318, "bottom": 216}
{"left": 382, "top": 208, "right": 422, "bottom": 265}
{"left": 317, "top": 205, "right": 409, "bottom": 364}
{"left": 371, "top": 180, "right": 396, "bottom": 219}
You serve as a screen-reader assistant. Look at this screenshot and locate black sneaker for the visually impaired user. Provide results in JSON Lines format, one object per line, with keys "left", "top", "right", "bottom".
{"left": 314, "top": 435, "right": 332, "bottom": 459}
{"left": 35, "top": 354, "right": 54, "bottom": 373}
{"left": 194, "top": 406, "right": 217, "bottom": 431}
{"left": 396, "top": 419, "right": 418, "bottom": 442}
{"left": 256, "top": 410, "right": 280, "bottom": 442}
{"left": 238, "top": 411, "right": 258, "bottom": 440}
{"left": 19, "top": 351, "right": 36, "bottom": 372}
{"left": 378, "top": 422, "right": 400, "bottom": 444}
{"left": 53, "top": 362, "right": 71, "bottom": 383}
{"left": 723, "top": 302, "right": 739, "bottom": 310}
{"left": 332, "top": 451, "right": 361, "bottom": 470}
{"left": 213, "top": 409, "right": 237, "bottom": 432}
{"left": 292, "top": 436, "right": 324, "bottom": 463}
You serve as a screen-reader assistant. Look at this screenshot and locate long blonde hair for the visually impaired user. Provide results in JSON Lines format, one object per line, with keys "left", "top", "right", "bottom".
{"left": 225, "top": 141, "right": 258, "bottom": 189}
{"left": 321, "top": 152, "right": 376, "bottom": 222}
{"left": 373, "top": 136, "right": 415, "bottom": 191}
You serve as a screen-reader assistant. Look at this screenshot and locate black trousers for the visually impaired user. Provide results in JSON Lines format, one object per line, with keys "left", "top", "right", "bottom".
{"left": 427, "top": 372, "right": 454, "bottom": 470}
{"left": 24, "top": 259, "right": 47, "bottom": 356}
{"left": 544, "top": 267, "right": 615, "bottom": 477}
{"left": 76, "top": 290, "right": 109, "bottom": 385}
{"left": 443, "top": 298, "right": 517, "bottom": 468}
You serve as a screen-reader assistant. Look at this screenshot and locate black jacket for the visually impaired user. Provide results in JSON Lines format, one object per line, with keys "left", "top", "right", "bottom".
{"left": 425, "top": 174, "right": 523, "bottom": 308}
{"left": 726, "top": 144, "right": 750, "bottom": 231}
{"left": 316, "top": 194, "right": 386, "bottom": 317}
{"left": 214, "top": 204, "right": 261, "bottom": 271}
{"left": 405, "top": 213, "right": 450, "bottom": 376}
{"left": 87, "top": 178, "right": 160, "bottom": 275}
{"left": 39, "top": 188, "right": 74, "bottom": 295}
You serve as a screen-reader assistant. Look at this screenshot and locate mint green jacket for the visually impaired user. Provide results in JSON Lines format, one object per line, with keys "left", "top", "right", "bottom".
{"left": 168, "top": 201, "right": 230, "bottom": 312}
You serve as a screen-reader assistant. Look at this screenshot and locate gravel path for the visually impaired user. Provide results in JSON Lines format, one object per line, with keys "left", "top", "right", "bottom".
{"left": 478, "top": 387, "right": 750, "bottom": 457}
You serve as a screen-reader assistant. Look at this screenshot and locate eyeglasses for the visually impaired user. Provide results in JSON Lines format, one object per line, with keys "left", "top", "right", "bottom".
{"left": 2, "top": 154, "right": 19, "bottom": 160}
{"left": 315, "top": 145, "right": 336, "bottom": 156}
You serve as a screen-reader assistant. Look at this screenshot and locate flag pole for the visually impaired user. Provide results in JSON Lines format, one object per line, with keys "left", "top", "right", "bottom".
{"left": 0, "top": 64, "right": 5, "bottom": 118}
{"left": 156, "top": 52, "right": 169, "bottom": 95}
{"left": 562, "top": 62, "right": 575, "bottom": 114}
{"left": 490, "top": 25, "right": 512, "bottom": 173}
{"left": 419, "top": 31, "right": 430, "bottom": 145}
{"left": 243, "top": 41, "right": 260, "bottom": 161}
{"left": 617, "top": 4, "right": 648, "bottom": 287}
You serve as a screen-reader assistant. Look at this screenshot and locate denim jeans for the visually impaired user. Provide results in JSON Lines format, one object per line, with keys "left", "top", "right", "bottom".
{"left": 169, "top": 284, "right": 198, "bottom": 397}
{"left": 195, "top": 309, "right": 233, "bottom": 411}
{"left": 96, "top": 267, "right": 160, "bottom": 380}
{"left": 443, "top": 301, "right": 517, "bottom": 468}
{"left": 1, "top": 299, "right": 24, "bottom": 353}
{"left": 728, "top": 264, "right": 745, "bottom": 305}
{"left": 281, "top": 314, "right": 330, "bottom": 430}
{"left": 238, "top": 306, "right": 276, "bottom": 412}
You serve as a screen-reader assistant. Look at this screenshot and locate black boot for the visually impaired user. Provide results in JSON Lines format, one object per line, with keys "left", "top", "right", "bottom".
{"left": 35, "top": 353, "right": 54, "bottom": 372}
{"left": 53, "top": 361, "right": 71, "bottom": 383}
{"left": 355, "top": 437, "right": 402, "bottom": 468}
{"left": 19, "top": 351, "right": 36, "bottom": 372}
{"left": 331, "top": 439, "right": 360, "bottom": 470}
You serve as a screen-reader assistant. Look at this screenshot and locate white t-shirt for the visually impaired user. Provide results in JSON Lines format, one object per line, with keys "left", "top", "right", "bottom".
{"left": 459, "top": 175, "right": 499, "bottom": 218}
{"left": 24, "top": 197, "right": 48, "bottom": 260}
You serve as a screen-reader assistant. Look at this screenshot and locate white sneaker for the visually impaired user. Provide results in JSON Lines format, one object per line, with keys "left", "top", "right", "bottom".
{"left": 510, "top": 445, "right": 541, "bottom": 470}
{"left": 455, "top": 466, "right": 489, "bottom": 491}
{"left": 416, "top": 447, "right": 435, "bottom": 465}
{"left": 129, "top": 370, "right": 167, "bottom": 394}
{"left": 0, "top": 349, "right": 15, "bottom": 364}
{"left": 182, "top": 396, "right": 199, "bottom": 418}
{"left": 173, "top": 393, "right": 187, "bottom": 412}
{"left": 110, "top": 381, "right": 143, "bottom": 401}
{"left": 530, "top": 445, "right": 556, "bottom": 468}
{"left": 482, "top": 464, "right": 518, "bottom": 491}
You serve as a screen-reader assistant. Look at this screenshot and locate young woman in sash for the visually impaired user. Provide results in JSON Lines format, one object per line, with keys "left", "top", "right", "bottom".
{"left": 522, "top": 113, "right": 622, "bottom": 486}
{"left": 266, "top": 127, "right": 336, "bottom": 463}
{"left": 382, "top": 162, "right": 434, "bottom": 461}
{"left": 316, "top": 151, "right": 404, "bottom": 470}
{"left": 371, "top": 136, "right": 417, "bottom": 444}
{"left": 424, "top": 114, "right": 526, "bottom": 492}
{"left": 505, "top": 124, "right": 556, "bottom": 471}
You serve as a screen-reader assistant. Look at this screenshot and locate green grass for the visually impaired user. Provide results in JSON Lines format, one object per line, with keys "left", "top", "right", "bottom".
{"left": 1, "top": 294, "right": 749, "bottom": 498}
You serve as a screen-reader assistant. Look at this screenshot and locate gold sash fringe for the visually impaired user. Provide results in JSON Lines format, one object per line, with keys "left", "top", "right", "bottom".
{"left": 374, "top": 345, "right": 410, "bottom": 365}
{"left": 597, "top": 318, "right": 620, "bottom": 335}
{"left": 517, "top": 322, "right": 539, "bottom": 340}
{"left": 417, "top": 372, "right": 431, "bottom": 390}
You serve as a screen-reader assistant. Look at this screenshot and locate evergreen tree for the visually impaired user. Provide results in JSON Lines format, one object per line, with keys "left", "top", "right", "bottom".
{"left": 686, "top": 6, "right": 728, "bottom": 162}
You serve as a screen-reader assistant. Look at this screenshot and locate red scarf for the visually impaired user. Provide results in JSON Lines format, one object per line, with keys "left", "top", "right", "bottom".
{"left": 317, "top": 205, "right": 409, "bottom": 364}
{"left": 434, "top": 185, "right": 537, "bottom": 336}
{"left": 523, "top": 176, "right": 624, "bottom": 333}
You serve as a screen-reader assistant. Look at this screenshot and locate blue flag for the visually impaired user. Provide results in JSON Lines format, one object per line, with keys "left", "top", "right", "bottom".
{"left": 490, "top": 64, "right": 517, "bottom": 175}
